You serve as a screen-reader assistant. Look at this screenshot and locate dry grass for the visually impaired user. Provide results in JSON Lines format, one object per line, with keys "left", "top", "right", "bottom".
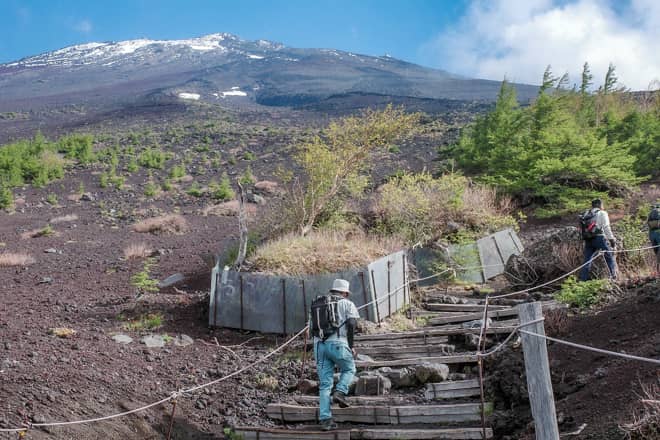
{"left": 123, "top": 242, "right": 152, "bottom": 260}
{"left": 21, "top": 225, "right": 56, "bottom": 239}
{"left": 621, "top": 382, "right": 659, "bottom": 439}
{"left": 50, "top": 214, "right": 79, "bottom": 224}
{"left": 0, "top": 253, "right": 36, "bottom": 267}
{"left": 544, "top": 307, "right": 569, "bottom": 337}
{"left": 48, "top": 327, "right": 76, "bottom": 338}
{"left": 201, "top": 201, "right": 258, "bottom": 217}
{"left": 554, "top": 242, "right": 583, "bottom": 273}
{"left": 132, "top": 214, "right": 188, "bottom": 234}
{"left": 252, "top": 229, "right": 403, "bottom": 276}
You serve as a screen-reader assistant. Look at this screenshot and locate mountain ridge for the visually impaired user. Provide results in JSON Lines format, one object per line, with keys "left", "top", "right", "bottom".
{"left": 0, "top": 32, "right": 539, "bottom": 112}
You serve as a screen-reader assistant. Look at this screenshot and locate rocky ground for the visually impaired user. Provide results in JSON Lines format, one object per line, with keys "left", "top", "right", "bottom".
{"left": 1, "top": 105, "right": 658, "bottom": 439}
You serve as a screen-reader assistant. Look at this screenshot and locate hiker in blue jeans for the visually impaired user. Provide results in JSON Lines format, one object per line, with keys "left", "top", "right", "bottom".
{"left": 311, "top": 279, "right": 359, "bottom": 431}
{"left": 648, "top": 203, "right": 660, "bottom": 275}
{"left": 579, "top": 199, "right": 618, "bottom": 281}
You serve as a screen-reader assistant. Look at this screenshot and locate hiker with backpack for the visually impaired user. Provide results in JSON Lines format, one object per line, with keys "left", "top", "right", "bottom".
{"left": 579, "top": 199, "right": 618, "bottom": 281}
{"left": 648, "top": 202, "right": 660, "bottom": 275}
{"left": 309, "top": 278, "right": 360, "bottom": 431}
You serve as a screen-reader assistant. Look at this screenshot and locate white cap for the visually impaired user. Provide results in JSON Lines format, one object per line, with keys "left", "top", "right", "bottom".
{"left": 330, "top": 279, "right": 350, "bottom": 294}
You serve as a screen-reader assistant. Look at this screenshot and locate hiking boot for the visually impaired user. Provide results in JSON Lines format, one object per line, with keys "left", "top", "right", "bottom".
{"left": 319, "top": 418, "right": 338, "bottom": 431}
{"left": 333, "top": 391, "right": 351, "bottom": 408}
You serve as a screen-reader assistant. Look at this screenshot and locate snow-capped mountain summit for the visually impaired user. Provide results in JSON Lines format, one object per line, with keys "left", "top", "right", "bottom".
{"left": 0, "top": 33, "right": 538, "bottom": 112}
{"left": 5, "top": 33, "right": 283, "bottom": 68}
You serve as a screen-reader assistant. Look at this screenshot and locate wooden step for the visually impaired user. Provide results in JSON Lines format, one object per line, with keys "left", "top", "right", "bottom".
{"left": 425, "top": 380, "right": 481, "bottom": 400}
{"left": 428, "top": 308, "right": 519, "bottom": 326}
{"left": 423, "top": 303, "right": 510, "bottom": 312}
{"left": 356, "top": 354, "right": 479, "bottom": 369}
{"left": 355, "top": 323, "right": 518, "bottom": 343}
{"left": 266, "top": 403, "right": 490, "bottom": 424}
{"left": 357, "top": 344, "right": 455, "bottom": 360}
{"left": 234, "top": 427, "right": 493, "bottom": 439}
{"left": 294, "top": 395, "right": 411, "bottom": 406}
{"left": 355, "top": 335, "right": 449, "bottom": 348}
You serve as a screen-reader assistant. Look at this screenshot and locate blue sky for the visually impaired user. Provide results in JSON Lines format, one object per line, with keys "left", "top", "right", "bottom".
{"left": 0, "top": 0, "right": 466, "bottom": 65}
{"left": 1, "top": 1, "right": 658, "bottom": 88}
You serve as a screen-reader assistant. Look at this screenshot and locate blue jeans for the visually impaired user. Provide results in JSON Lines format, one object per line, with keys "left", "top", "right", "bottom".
{"left": 651, "top": 230, "right": 660, "bottom": 264}
{"left": 579, "top": 236, "right": 617, "bottom": 281}
{"left": 314, "top": 339, "right": 356, "bottom": 422}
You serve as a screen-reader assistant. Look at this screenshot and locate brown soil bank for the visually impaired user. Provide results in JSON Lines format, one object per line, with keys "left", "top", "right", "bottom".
{"left": 548, "top": 279, "right": 659, "bottom": 439}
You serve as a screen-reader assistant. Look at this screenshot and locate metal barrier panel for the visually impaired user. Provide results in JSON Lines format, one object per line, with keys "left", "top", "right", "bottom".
{"left": 412, "top": 228, "right": 524, "bottom": 284}
{"left": 450, "top": 243, "right": 484, "bottom": 284}
{"left": 367, "top": 250, "right": 406, "bottom": 322}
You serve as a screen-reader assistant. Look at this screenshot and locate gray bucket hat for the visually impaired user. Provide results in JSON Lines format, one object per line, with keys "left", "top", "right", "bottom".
{"left": 330, "top": 279, "right": 350, "bottom": 294}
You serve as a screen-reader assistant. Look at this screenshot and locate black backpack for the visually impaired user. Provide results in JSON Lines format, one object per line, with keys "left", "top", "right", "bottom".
{"left": 579, "top": 209, "right": 602, "bottom": 240}
{"left": 649, "top": 206, "right": 660, "bottom": 230}
{"left": 310, "top": 295, "right": 343, "bottom": 340}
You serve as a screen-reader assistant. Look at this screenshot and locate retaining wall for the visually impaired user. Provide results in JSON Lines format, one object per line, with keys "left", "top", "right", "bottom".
{"left": 209, "top": 250, "right": 409, "bottom": 333}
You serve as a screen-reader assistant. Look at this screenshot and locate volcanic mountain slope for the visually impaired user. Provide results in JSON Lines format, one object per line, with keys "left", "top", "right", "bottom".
{"left": 0, "top": 33, "right": 539, "bottom": 112}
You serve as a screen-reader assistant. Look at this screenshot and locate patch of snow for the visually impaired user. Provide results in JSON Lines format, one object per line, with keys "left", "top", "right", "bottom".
{"left": 248, "top": 54, "right": 264, "bottom": 59}
{"left": 212, "top": 92, "right": 219, "bottom": 98}
{"left": 178, "top": 92, "right": 200, "bottom": 100}
{"left": 220, "top": 89, "right": 247, "bottom": 98}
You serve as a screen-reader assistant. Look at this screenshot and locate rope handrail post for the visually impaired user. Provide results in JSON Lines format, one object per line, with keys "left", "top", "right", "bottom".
{"left": 517, "top": 302, "right": 559, "bottom": 439}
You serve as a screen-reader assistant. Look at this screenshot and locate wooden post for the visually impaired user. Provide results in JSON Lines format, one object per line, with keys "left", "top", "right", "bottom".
{"left": 518, "top": 302, "right": 560, "bottom": 440}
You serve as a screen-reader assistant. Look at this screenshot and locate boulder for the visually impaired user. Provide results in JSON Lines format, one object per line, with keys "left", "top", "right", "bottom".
{"left": 505, "top": 226, "right": 607, "bottom": 286}
{"left": 297, "top": 379, "right": 319, "bottom": 394}
{"left": 112, "top": 334, "right": 133, "bottom": 344}
{"left": 354, "top": 374, "right": 391, "bottom": 396}
{"left": 378, "top": 367, "right": 418, "bottom": 388}
{"left": 254, "top": 180, "right": 280, "bottom": 195}
{"left": 173, "top": 334, "right": 194, "bottom": 347}
{"left": 413, "top": 362, "right": 449, "bottom": 384}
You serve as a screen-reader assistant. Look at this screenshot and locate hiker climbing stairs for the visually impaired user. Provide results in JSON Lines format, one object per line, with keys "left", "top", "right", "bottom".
{"left": 234, "top": 288, "right": 529, "bottom": 439}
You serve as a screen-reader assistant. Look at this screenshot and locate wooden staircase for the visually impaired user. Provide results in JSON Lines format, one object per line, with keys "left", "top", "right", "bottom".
{"left": 234, "top": 290, "right": 523, "bottom": 439}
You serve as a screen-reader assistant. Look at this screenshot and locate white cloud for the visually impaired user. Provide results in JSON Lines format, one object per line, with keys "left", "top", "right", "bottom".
{"left": 73, "top": 19, "right": 93, "bottom": 33}
{"left": 421, "top": 0, "right": 660, "bottom": 90}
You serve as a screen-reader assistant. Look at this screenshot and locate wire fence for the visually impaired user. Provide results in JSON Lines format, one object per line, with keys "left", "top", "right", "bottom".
{"left": 1, "top": 243, "right": 657, "bottom": 435}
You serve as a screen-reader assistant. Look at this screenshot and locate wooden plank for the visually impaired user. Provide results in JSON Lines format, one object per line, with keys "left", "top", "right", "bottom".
{"left": 357, "top": 344, "right": 455, "bottom": 359}
{"left": 424, "top": 380, "right": 481, "bottom": 400}
{"left": 355, "top": 335, "right": 449, "bottom": 347}
{"left": 235, "top": 427, "right": 493, "bottom": 440}
{"left": 355, "top": 322, "right": 518, "bottom": 342}
{"left": 294, "top": 395, "right": 410, "bottom": 406}
{"left": 428, "top": 308, "right": 519, "bottom": 325}
{"left": 234, "top": 427, "right": 350, "bottom": 440}
{"left": 518, "top": 302, "right": 559, "bottom": 439}
{"left": 266, "top": 403, "right": 488, "bottom": 424}
{"left": 423, "top": 303, "right": 509, "bottom": 312}
{"left": 356, "top": 354, "right": 478, "bottom": 368}
{"left": 428, "top": 379, "right": 480, "bottom": 390}
{"left": 352, "top": 427, "right": 493, "bottom": 439}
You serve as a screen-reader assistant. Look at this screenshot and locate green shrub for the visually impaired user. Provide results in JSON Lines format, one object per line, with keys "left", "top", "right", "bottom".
{"left": 169, "top": 164, "right": 186, "bottom": 180}
{"left": 0, "top": 133, "right": 70, "bottom": 189}
{"left": 46, "top": 193, "right": 58, "bottom": 205}
{"left": 614, "top": 214, "right": 652, "bottom": 271}
{"left": 0, "top": 186, "right": 14, "bottom": 210}
{"left": 126, "top": 157, "right": 139, "bottom": 173}
{"left": 209, "top": 172, "right": 235, "bottom": 201}
{"left": 243, "top": 151, "right": 257, "bottom": 161}
{"left": 56, "top": 134, "right": 96, "bottom": 164}
{"left": 187, "top": 181, "right": 204, "bottom": 197}
{"left": 239, "top": 165, "right": 255, "bottom": 186}
{"left": 144, "top": 181, "right": 159, "bottom": 197}
{"left": 374, "top": 172, "right": 516, "bottom": 245}
{"left": 556, "top": 276, "right": 608, "bottom": 308}
{"left": 99, "top": 172, "right": 109, "bottom": 188}
{"left": 161, "top": 179, "right": 173, "bottom": 191}
{"left": 110, "top": 174, "right": 125, "bottom": 189}
{"left": 138, "top": 148, "right": 167, "bottom": 169}
{"left": 130, "top": 259, "right": 159, "bottom": 295}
